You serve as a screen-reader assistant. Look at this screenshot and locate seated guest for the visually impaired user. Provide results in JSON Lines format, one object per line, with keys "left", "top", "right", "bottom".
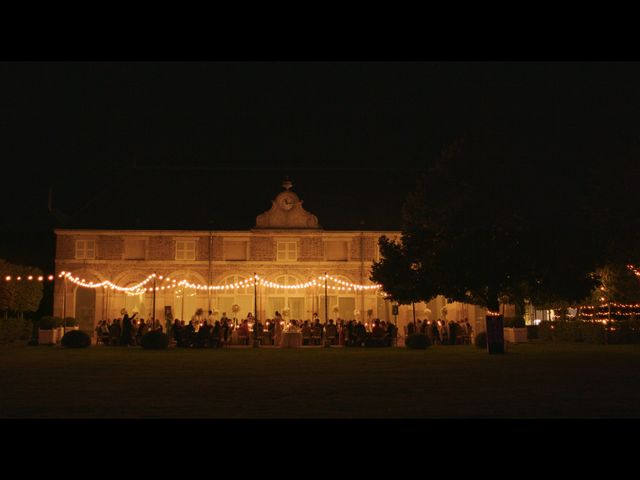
{"left": 196, "top": 320, "right": 211, "bottom": 347}
{"left": 325, "top": 319, "right": 338, "bottom": 345}
{"left": 301, "top": 321, "right": 312, "bottom": 345}
{"left": 372, "top": 319, "right": 386, "bottom": 338}
{"left": 354, "top": 321, "right": 367, "bottom": 346}
{"left": 238, "top": 320, "right": 250, "bottom": 345}
{"left": 211, "top": 321, "right": 221, "bottom": 348}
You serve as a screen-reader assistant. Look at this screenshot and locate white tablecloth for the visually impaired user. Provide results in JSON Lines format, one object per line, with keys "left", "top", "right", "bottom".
{"left": 280, "top": 331, "right": 303, "bottom": 348}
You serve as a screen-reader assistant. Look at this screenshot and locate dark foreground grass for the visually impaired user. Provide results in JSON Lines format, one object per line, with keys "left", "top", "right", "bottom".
{"left": 2, "top": 343, "right": 640, "bottom": 418}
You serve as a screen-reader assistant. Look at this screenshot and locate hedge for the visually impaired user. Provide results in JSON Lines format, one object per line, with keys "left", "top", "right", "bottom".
{"left": 140, "top": 331, "right": 169, "bottom": 349}
{"left": 0, "top": 317, "right": 34, "bottom": 344}
{"left": 539, "top": 321, "right": 605, "bottom": 343}
{"left": 61, "top": 330, "right": 91, "bottom": 348}
{"left": 405, "top": 333, "right": 431, "bottom": 349}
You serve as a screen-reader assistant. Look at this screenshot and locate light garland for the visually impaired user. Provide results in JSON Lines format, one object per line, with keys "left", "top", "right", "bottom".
{"left": 42, "top": 271, "right": 381, "bottom": 293}
{"left": 2, "top": 275, "right": 55, "bottom": 282}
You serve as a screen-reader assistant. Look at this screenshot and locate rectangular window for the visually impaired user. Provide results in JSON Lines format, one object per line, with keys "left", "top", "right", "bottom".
{"left": 325, "top": 240, "right": 349, "bottom": 261}
{"left": 175, "top": 240, "right": 196, "bottom": 261}
{"left": 124, "top": 238, "right": 146, "bottom": 260}
{"left": 224, "top": 241, "right": 248, "bottom": 261}
{"left": 276, "top": 241, "right": 298, "bottom": 261}
{"left": 75, "top": 240, "right": 95, "bottom": 260}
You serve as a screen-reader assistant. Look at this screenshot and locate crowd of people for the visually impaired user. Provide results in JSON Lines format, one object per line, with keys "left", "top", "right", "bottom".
{"left": 169, "top": 312, "right": 399, "bottom": 348}
{"left": 94, "top": 308, "right": 400, "bottom": 348}
{"left": 406, "top": 318, "right": 474, "bottom": 345}
{"left": 95, "top": 308, "right": 472, "bottom": 348}
{"left": 95, "top": 309, "right": 164, "bottom": 346}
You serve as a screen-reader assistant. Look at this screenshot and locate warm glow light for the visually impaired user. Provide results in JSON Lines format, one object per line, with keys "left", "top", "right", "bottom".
{"left": 51, "top": 270, "right": 382, "bottom": 293}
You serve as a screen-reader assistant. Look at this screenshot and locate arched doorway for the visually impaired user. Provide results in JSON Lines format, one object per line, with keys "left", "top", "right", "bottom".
{"left": 265, "top": 274, "right": 306, "bottom": 320}
{"left": 75, "top": 287, "right": 96, "bottom": 334}
{"left": 214, "top": 275, "right": 253, "bottom": 322}
{"left": 165, "top": 270, "right": 209, "bottom": 324}
{"left": 318, "top": 274, "right": 357, "bottom": 322}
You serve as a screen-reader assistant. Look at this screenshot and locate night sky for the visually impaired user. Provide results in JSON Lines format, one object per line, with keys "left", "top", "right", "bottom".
{"left": 1, "top": 61, "right": 640, "bottom": 269}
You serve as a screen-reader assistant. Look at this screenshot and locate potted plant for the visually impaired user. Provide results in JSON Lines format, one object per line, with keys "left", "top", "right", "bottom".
{"left": 64, "top": 317, "right": 79, "bottom": 331}
{"left": 38, "top": 316, "right": 58, "bottom": 345}
{"left": 503, "top": 317, "right": 528, "bottom": 343}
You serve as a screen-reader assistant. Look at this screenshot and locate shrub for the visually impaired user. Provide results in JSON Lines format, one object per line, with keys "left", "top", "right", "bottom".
{"left": 538, "top": 320, "right": 606, "bottom": 344}
{"left": 582, "top": 322, "right": 606, "bottom": 344}
{"left": 607, "top": 320, "right": 640, "bottom": 344}
{"left": 405, "top": 333, "right": 431, "bottom": 349}
{"left": 504, "top": 317, "right": 525, "bottom": 328}
{"left": 0, "top": 317, "right": 33, "bottom": 344}
{"left": 64, "top": 317, "right": 78, "bottom": 327}
{"left": 526, "top": 325, "right": 539, "bottom": 340}
{"left": 61, "top": 330, "right": 91, "bottom": 348}
{"left": 140, "top": 331, "right": 169, "bottom": 349}
{"left": 474, "top": 331, "right": 487, "bottom": 349}
{"left": 38, "top": 316, "right": 57, "bottom": 330}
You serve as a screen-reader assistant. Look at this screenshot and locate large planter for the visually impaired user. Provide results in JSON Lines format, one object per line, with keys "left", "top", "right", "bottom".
{"left": 54, "top": 327, "right": 66, "bottom": 343}
{"left": 38, "top": 329, "right": 56, "bottom": 345}
{"left": 504, "top": 327, "right": 528, "bottom": 343}
{"left": 60, "top": 326, "right": 80, "bottom": 342}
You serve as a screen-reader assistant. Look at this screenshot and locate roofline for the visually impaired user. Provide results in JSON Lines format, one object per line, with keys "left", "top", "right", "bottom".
{"left": 54, "top": 228, "right": 400, "bottom": 236}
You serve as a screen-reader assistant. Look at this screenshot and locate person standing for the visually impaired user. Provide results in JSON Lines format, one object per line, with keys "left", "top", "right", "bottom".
{"left": 274, "top": 311, "right": 283, "bottom": 346}
{"left": 121, "top": 308, "right": 137, "bottom": 346}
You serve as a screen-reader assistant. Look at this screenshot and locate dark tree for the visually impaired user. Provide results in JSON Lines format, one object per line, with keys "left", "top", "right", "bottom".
{"left": 380, "top": 132, "right": 603, "bottom": 314}
{"left": 0, "top": 259, "right": 44, "bottom": 319}
{"left": 587, "top": 264, "right": 640, "bottom": 305}
{"left": 371, "top": 236, "right": 437, "bottom": 323}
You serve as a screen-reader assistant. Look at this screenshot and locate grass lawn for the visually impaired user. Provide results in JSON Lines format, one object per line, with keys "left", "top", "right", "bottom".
{"left": 1, "top": 342, "right": 640, "bottom": 418}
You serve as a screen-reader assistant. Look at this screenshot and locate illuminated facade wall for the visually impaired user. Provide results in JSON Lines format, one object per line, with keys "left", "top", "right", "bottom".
{"left": 53, "top": 184, "right": 489, "bottom": 336}
{"left": 53, "top": 183, "right": 406, "bottom": 333}
{"left": 53, "top": 228, "right": 399, "bottom": 330}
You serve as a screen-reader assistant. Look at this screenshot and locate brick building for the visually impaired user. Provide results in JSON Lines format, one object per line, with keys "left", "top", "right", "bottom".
{"left": 53, "top": 181, "right": 486, "bottom": 335}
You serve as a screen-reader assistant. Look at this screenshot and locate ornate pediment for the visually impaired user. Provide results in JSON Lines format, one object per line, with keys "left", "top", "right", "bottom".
{"left": 255, "top": 180, "right": 321, "bottom": 229}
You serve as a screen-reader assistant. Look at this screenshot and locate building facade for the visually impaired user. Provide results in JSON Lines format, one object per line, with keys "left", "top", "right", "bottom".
{"left": 53, "top": 182, "right": 487, "bottom": 335}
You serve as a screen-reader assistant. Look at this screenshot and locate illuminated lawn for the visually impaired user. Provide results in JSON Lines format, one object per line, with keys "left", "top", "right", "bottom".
{"left": 2, "top": 343, "right": 640, "bottom": 418}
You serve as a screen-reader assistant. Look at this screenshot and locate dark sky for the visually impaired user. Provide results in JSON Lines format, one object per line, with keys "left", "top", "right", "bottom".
{"left": 1, "top": 61, "right": 640, "bottom": 267}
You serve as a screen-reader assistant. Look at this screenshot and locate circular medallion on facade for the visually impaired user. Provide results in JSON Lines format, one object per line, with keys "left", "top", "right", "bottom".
{"left": 278, "top": 192, "right": 296, "bottom": 211}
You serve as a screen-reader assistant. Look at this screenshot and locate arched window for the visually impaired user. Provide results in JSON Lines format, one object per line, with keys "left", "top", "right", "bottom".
{"left": 319, "top": 274, "right": 358, "bottom": 321}
{"left": 70, "top": 271, "right": 103, "bottom": 333}
{"left": 215, "top": 275, "right": 254, "bottom": 320}
{"left": 123, "top": 284, "right": 148, "bottom": 320}
{"left": 265, "top": 274, "right": 306, "bottom": 320}
{"left": 158, "top": 271, "right": 208, "bottom": 324}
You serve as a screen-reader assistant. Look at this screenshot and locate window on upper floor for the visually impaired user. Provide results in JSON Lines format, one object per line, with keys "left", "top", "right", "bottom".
{"left": 276, "top": 241, "right": 298, "bottom": 261}
{"left": 124, "top": 238, "right": 146, "bottom": 260}
{"left": 75, "top": 240, "right": 95, "bottom": 260}
{"left": 175, "top": 240, "right": 196, "bottom": 261}
{"left": 224, "top": 241, "right": 248, "bottom": 261}
{"left": 325, "top": 240, "right": 349, "bottom": 261}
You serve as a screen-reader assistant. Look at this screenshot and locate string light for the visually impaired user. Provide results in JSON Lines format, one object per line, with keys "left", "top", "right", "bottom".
{"left": 2, "top": 274, "right": 55, "bottom": 282}
{"left": 5, "top": 270, "right": 382, "bottom": 293}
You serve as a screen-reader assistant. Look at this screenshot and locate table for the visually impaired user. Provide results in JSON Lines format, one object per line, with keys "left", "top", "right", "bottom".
{"left": 280, "top": 331, "right": 303, "bottom": 348}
